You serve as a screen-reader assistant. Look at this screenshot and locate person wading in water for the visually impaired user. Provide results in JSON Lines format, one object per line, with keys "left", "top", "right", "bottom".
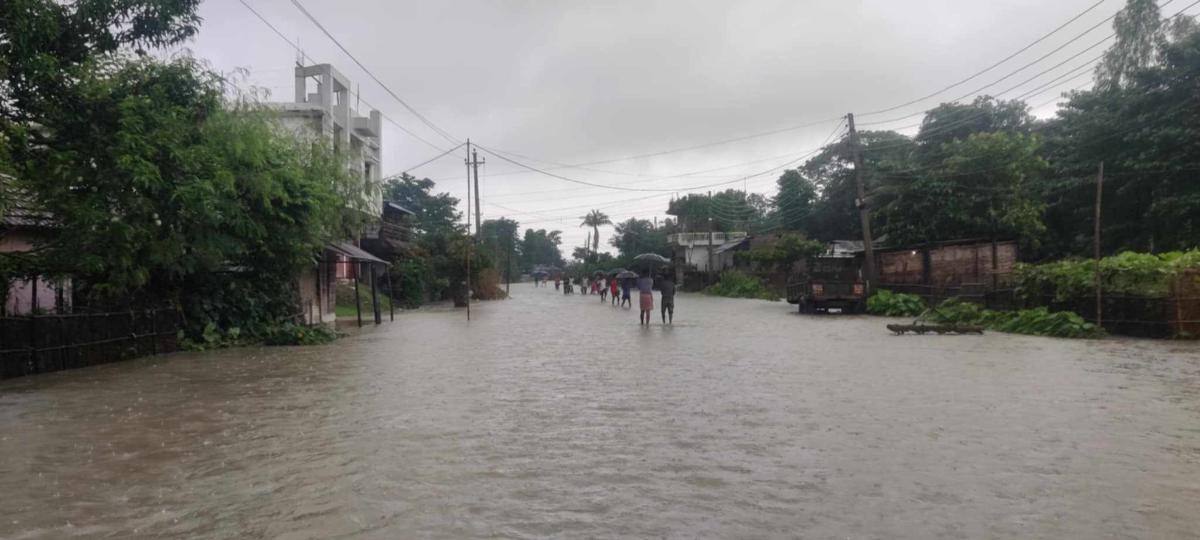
{"left": 659, "top": 273, "right": 676, "bottom": 325}
{"left": 637, "top": 271, "right": 654, "bottom": 325}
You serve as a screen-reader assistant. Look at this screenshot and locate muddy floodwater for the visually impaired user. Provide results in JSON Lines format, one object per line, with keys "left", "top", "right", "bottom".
{"left": 2, "top": 284, "right": 1199, "bottom": 539}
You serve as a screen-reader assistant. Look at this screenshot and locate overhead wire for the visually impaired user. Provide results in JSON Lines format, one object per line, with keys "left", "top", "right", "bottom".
{"left": 857, "top": 0, "right": 1110, "bottom": 117}
{"left": 287, "top": 0, "right": 462, "bottom": 145}
{"left": 234, "top": 0, "right": 456, "bottom": 155}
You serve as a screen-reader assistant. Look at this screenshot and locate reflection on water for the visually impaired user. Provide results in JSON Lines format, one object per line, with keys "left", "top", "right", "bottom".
{"left": 1, "top": 283, "right": 1198, "bottom": 538}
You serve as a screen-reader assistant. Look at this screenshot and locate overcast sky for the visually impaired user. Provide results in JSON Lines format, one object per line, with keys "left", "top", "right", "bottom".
{"left": 182, "top": 0, "right": 1153, "bottom": 253}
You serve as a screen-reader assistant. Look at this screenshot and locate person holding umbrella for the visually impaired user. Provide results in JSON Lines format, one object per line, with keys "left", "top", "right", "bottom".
{"left": 615, "top": 270, "right": 637, "bottom": 308}
{"left": 637, "top": 269, "right": 655, "bottom": 325}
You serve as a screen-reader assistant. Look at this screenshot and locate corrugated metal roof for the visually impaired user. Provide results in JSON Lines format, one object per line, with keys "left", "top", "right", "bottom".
{"left": 327, "top": 242, "right": 390, "bottom": 266}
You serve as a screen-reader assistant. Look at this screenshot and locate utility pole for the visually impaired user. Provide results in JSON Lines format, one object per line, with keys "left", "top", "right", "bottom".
{"left": 707, "top": 190, "right": 715, "bottom": 282}
{"left": 847, "top": 113, "right": 877, "bottom": 294}
{"left": 1094, "top": 161, "right": 1104, "bottom": 328}
{"left": 464, "top": 139, "right": 472, "bottom": 321}
{"left": 469, "top": 148, "right": 485, "bottom": 236}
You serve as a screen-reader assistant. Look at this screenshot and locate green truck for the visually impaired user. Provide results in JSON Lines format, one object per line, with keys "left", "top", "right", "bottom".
{"left": 786, "top": 254, "right": 866, "bottom": 314}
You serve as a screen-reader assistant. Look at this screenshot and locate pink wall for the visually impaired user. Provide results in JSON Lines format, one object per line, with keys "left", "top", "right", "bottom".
{"left": 2, "top": 231, "right": 72, "bottom": 315}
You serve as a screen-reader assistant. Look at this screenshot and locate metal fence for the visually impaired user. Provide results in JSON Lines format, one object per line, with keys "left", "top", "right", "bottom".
{"left": 0, "top": 308, "right": 182, "bottom": 379}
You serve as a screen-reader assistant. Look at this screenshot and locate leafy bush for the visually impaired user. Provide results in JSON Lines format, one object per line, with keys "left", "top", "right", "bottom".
{"left": 705, "top": 270, "right": 778, "bottom": 300}
{"left": 925, "top": 299, "right": 1102, "bottom": 339}
{"left": 867, "top": 289, "right": 926, "bottom": 317}
{"left": 473, "top": 268, "right": 509, "bottom": 300}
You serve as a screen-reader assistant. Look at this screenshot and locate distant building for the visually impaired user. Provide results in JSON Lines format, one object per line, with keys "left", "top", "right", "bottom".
{"left": 268, "top": 63, "right": 388, "bottom": 325}
{"left": 0, "top": 176, "right": 71, "bottom": 315}
{"left": 667, "top": 232, "right": 749, "bottom": 272}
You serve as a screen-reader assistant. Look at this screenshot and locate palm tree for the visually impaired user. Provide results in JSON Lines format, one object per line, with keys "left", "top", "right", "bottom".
{"left": 580, "top": 210, "right": 611, "bottom": 259}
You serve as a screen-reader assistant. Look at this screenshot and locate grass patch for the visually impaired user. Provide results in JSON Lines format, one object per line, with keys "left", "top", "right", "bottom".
{"left": 704, "top": 270, "right": 778, "bottom": 301}
{"left": 335, "top": 282, "right": 395, "bottom": 317}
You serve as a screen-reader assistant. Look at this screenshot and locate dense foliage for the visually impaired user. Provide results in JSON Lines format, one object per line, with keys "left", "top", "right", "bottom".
{"left": 0, "top": 1, "right": 376, "bottom": 343}
{"left": 736, "top": 234, "right": 825, "bottom": 271}
{"left": 1013, "top": 250, "right": 1200, "bottom": 301}
{"left": 867, "top": 289, "right": 926, "bottom": 317}
{"left": 380, "top": 175, "right": 504, "bottom": 305}
{"left": 925, "top": 299, "right": 1102, "bottom": 339}
{"left": 704, "top": 270, "right": 778, "bottom": 301}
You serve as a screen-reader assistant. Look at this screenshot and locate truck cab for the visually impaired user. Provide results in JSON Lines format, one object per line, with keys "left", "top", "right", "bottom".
{"left": 786, "top": 255, "right": 866, "bottom": 314}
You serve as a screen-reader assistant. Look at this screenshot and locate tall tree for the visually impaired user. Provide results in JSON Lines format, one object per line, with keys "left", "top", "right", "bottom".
{"left": 1044, "top": 25, "right": 1200, "bottom": 254}
{"left": 1095, "top": 0, "right": 1164, "bottom": 90}
{"left": 804, "top": 130, "right": 915, "bottom": 241}
{"left": 520, "top": 229, "right": 564, "bottom": 272}
{"left": 773, "top": 170, "right": 817, "bottom": 232}
{"left": 579, "top": 209, "right": 611, "bottom": 258}
{"left": 610, "top": 218, "right": 670, "bottom": 259}
{"left": 381, "top": 174, "right": 463, "bottom": 235}
{"left": 879, "top": 132, "right": 1047, "bottom": 247}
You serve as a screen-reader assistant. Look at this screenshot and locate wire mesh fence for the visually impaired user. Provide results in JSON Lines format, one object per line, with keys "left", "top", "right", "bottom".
{"left": 878, "top": 282, "right": 1200, "bottom": 338}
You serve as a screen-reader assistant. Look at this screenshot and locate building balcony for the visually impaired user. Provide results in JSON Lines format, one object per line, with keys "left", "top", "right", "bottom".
{"left": 667, "top": 232, "right": 748, "bottom": 246}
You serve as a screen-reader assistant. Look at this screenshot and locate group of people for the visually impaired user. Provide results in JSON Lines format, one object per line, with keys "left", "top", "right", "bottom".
{"left": 553, "top": 271, "right": 675, "bottom": 325}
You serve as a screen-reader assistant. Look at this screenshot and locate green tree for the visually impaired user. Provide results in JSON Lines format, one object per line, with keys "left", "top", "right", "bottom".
{"left": 773, "top": 170, "right": 817, "bottom": 232}
{"left": 915, "top": 96, "right": 1033, "bottom": 164}
{"left": 883, "top": 132, "right": 1047, "bottom": 247}
{"left": 804, "top": 130, "right": 915, "bottom": 241}
{"left": 381, "top": 173, "right": 464, "bottom": 235}
{"left": 610, "top": 218, "right": 670, "bottom": 259}
{"left": 579, "top": 209, "right": 611, "bottom": 258}
{"left": 1095, "top": 0, "right": 1164, "bottom": 90}
{"left": 520, "top": 228, "right": 564, "bottom": 272}
{"left": 1043, "top": 25, "right": 1200, "bottom": 254}
{"left": 479, "top": 217, "right": 521, "bottom": 283}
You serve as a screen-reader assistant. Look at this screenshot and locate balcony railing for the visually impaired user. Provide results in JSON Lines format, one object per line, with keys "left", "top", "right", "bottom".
{"left": 667, "top": 232, "right": 748, "bottom": 246}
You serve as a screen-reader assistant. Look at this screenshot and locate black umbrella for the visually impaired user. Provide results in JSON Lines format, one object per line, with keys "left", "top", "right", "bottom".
{"left": 608, "top": 268, "right": 628, "bottom": 277}
{"left": 616, "top": 270, "right": 639, "bottom": 279}
{"left": 592, "top": 270, "right": 606, "bottom": 278}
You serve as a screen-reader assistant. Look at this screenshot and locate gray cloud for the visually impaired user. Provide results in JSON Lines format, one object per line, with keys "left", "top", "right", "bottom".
{"left": 188, "top": 0, "right": 1121, "bottom": 251}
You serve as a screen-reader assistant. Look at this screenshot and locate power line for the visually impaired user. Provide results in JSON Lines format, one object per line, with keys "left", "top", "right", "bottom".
{"left": 286, "top": 0, "right": 461, "bottom": 145}
{"left": 235, "top": 0, "right": 454, "bottom": 155}
{"left": 860, "top": 0, "right": 1191, "bottom": 128}
{"left": 394, "top": 143, "right": 466, "bottom": 174}
{"left": 858, "top": 0, "right": 1110, "bottom": 117}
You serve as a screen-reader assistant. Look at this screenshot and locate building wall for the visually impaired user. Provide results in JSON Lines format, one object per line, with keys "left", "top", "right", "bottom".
{"left": 297, "top": 258, "right": 337, "bottom": 325}
{"left": 1, "top": 231, "right": 72, "bottom": 315}
{"left": 878, "top": 241, "right": 1018, "bottom": 287}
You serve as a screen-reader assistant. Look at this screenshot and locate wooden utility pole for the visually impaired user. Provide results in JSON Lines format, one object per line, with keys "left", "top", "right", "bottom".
{"left": 1094, "top": 161, "right": 1104, "bottom": 327}
{"left": 470, "top": 148, "right": 485, "bottom": 236}
{"left": 707, "top": 190, "right": 715, "bottom": 282}
{"left": 847, "top": 113, "right": 878, "bottom": 294}
{"left": 464, "top": 139, "right": 472, "bottom": 321}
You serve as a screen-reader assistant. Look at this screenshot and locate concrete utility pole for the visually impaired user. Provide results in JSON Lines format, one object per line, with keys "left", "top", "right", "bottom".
{"left": 464, "top": 139, "right": 472, "bottom": 321}
{"left": 468, "top": 148, "right": 485, "bottom": 237}
{"left": 847, "top": 113, "right": 878, "bottom": 294}
{"left": 1094, "top": 161, "right": 1104, "bottom": 327}
{"left": 707, "top": 190, "right": 715, "bottom": 282}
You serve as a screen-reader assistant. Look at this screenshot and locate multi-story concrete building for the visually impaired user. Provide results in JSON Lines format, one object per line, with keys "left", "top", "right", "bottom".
{"left": 273, "top": 63, "right": 383, "bottom": 209}
{"left": 270, "top": 63, "right": 389, "bottom": 325}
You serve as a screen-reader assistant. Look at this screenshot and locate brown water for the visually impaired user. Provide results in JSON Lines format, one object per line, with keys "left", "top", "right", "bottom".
{"left": 2, "top": 283, "right": 1199, "bottom": 539}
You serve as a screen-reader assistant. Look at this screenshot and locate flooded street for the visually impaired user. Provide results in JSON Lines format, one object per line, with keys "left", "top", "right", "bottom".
{"left": 2, "top": 283, "right": 1199, "bottom": 539}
